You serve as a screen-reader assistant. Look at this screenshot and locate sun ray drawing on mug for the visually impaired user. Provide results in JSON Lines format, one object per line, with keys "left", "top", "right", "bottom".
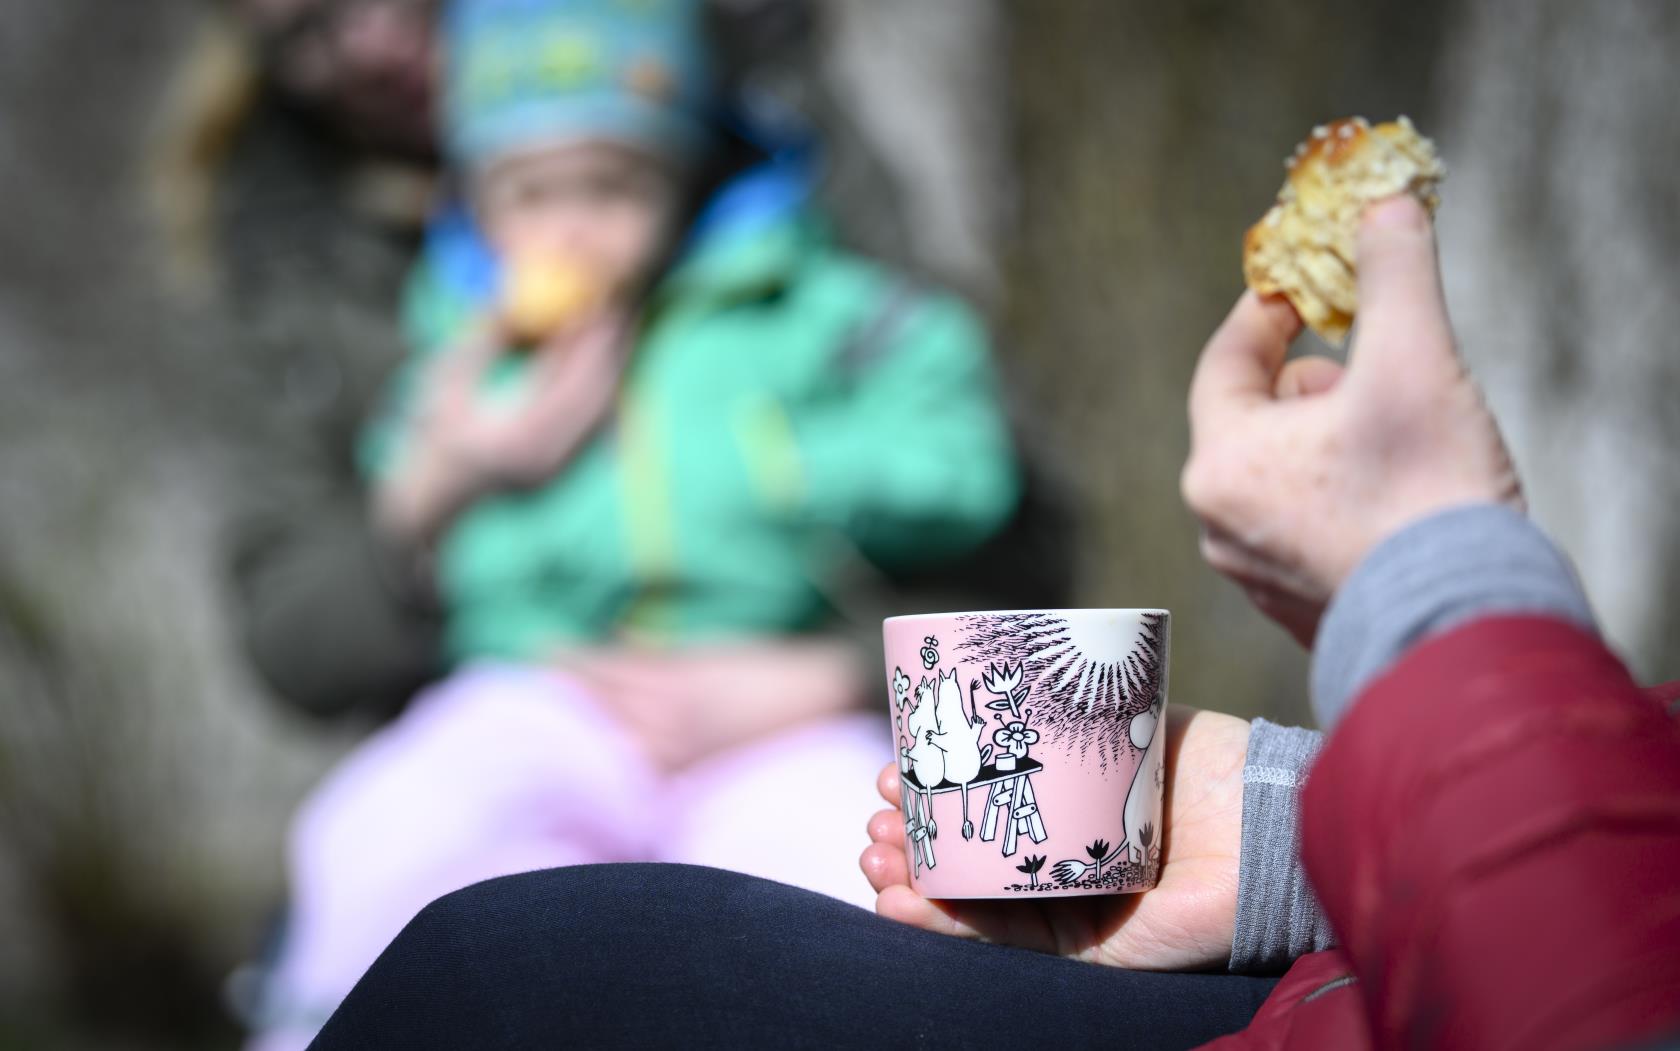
{"left": 956, "top": 611, "right": 1167, "bottom": 775}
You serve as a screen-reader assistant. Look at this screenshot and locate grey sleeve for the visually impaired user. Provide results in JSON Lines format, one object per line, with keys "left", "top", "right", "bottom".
{"left": 1228, "top": 718, "right": 1334, "bottom": 974}
{"left": 1228, "top": 504, "right": 1598, "bottom": 973}
{"left": 1310, "top": 504, "right": 1597, "bottom": 730}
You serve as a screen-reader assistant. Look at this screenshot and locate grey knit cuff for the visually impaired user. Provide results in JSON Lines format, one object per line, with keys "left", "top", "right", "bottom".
{"left": 1311, "top": 504, "right": 1596, "bottom": 731}
{"left": 1228, "top": 718, "right": 1335, "bottom": 974}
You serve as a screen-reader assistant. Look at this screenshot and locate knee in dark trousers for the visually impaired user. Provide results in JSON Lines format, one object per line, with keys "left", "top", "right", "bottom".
{"left": 313, "top": 864, "right": 1277, "bottom": 1051}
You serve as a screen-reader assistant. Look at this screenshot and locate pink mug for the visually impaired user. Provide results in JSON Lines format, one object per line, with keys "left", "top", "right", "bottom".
{"left": 883, "top": 609, "right": 1169, "bottom": 899}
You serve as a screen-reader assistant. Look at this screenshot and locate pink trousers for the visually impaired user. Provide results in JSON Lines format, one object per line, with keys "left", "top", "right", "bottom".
{"left": 249, "top": 663, "right": 888, "bottom": 1050}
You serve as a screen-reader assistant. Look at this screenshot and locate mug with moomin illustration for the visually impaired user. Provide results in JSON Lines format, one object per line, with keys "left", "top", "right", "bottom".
{"left": 883, "top": 609, "right": 1169, "bottom": 899}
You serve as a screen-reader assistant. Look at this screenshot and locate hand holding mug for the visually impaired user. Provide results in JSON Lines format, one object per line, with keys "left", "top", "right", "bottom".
{"left": 861, "top": 705, "right": 1252, "bottom": 971}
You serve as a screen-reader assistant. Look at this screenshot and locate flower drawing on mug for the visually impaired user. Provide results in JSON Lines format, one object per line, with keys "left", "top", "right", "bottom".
{"left": 979, "top": 661, "right": 1027, "bottom": 716}
{"left": 891, "top": 666, "right": 912, "bottom": 709}
{"left": 1015, "top": 854, "right": 1048, "bottom": 888}
{"left": 978, "top": 660, "right": 1037, "bottom": 770}
{"left": 919, "top": 635, "right": 940, "bottom": 670}
{"left": 890, "top": 666, "right": 915, "bottom": 774}
{"left": 993, "top": 720, "right": 1039, "bottom": 760}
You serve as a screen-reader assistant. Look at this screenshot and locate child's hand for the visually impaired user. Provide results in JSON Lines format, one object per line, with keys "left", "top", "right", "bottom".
{"left": 375, "top": 313, "right": 628, "bottom": 543}
{"left": 419, "top": 312, "right": 627, "bottom": 487}
{"left": 860, "top": 706, "right": 1250, "bottom": 971}
{"left": 558, "top": 639, "right": 868, "bottom": 771}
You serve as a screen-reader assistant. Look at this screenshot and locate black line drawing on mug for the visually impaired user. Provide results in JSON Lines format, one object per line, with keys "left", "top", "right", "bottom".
{"left": 1042, "top": 823, "right": 1160, "bottom": 892}
{"left": 899, "top": 665, "right": 1049, "bottom": 869}
{"left": 1120, "top": 690, "right": 1165, "bottom": 864}
{"left": 956, "top": 612, "right": 1166, "bottom": 775}
{"left": 891, "top": 664, "right": 913, "bottom": 774}
{"left": 904, "top": 675, "right": 945, "bottom": 868}
{"left": 900, "top": 613, "right": 1166, "bottom": 892}
{"left": 1015, "top": 854, "right": 1047, "bottom": 888}
{"left": 926, "top": 668, "right": 986, "bottom": 839}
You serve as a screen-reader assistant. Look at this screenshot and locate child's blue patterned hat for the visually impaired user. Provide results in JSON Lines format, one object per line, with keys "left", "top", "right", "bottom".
{"left": 442, "top": 0, "right": 715, "bottom": 169}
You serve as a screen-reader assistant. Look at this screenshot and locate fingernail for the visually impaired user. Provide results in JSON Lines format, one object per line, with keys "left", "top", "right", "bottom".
{"left": 1365, "top": 195, "right": 1425, "bottom": 230}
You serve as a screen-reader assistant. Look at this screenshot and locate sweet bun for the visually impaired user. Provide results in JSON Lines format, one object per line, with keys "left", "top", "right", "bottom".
{"left": 1243, "top": 116, "right": 1444, "bottom": 344}
{"left": 501, "top": 255, "right": 600, "bottom": 347}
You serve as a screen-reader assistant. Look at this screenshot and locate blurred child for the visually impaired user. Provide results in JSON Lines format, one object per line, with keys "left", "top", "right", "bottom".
{"left": 247, "top": 0, "right": 1019, "bottom": 1046}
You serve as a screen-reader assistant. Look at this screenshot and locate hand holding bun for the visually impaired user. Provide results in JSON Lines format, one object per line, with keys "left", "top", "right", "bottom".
{"left": 1187, "top": 195, "right": 1522, "bottom": 645}
{"left": 1243, "top": 116, "right": 1444, "bottom": 344}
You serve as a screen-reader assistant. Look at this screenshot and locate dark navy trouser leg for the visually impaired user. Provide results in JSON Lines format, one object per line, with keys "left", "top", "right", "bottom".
{"left": 310, "top": 863, "right": 1277, "bottom": 1050}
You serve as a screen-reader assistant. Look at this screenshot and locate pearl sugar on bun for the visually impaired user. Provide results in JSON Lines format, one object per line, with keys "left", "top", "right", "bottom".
{"left": 1242, "top": 116, "right": 1444, "bottom": 345}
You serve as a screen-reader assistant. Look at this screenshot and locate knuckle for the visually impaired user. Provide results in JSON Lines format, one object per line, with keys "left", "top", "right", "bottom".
{"left": 1180, "top": 457, "right": 1215, "bottom": 512}
{"left": 1200, "top": 539, "right": 1241, "bottom": 577}
{"left": 1181, "top": 454, "right": 1237, "bottom": 518}
{"left": 1196, "top": 530, "right": 1222, "bottom": 564}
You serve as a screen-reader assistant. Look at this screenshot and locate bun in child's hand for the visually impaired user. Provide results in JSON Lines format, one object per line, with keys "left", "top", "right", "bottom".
{"left": 501, "top": 255, "right": 601, "bottom": 346}
{"left": 1243, "top": 116, "right": 1444, "bottom": 345}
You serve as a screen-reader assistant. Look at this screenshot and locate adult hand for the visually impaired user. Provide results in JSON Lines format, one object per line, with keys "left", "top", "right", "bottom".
{"left": 1181, "top": 196, "right": 1522, "bottom": 645}
{"left": 557, "top": 638, "right": 870, "bottom": 771}
{"left": 860, "top": 706, "right": 1250, "bottom": 971}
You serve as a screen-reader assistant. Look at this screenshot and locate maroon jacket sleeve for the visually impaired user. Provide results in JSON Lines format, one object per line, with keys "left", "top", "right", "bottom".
{"left": 1292, "top": 616, "right": 1680, "bottom": 1051}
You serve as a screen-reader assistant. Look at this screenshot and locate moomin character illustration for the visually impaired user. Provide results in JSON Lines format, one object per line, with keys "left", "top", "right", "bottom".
{"left": 1049, "top": 692, "right": 1163, "bottom": 885}
{"left": 904, "top": 669, "right": 989, "bottom": 841}
{"left": 904, "top": 676, "right": 945, "bottom": 845}
{"left": 899, "top": 647, "right": 1004, "bottom": 871}
{"left": 1120, "top": 692, "right": 1165, "bottom": 865}
{"left": 927, "top": 668, "right": 987, "bottom": 839}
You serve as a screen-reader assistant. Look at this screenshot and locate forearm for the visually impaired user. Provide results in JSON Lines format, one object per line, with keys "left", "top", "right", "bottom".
{"left": 1231, "top": 505, "right": 1599, "bottom": 974}
{"left": 1228, "top": 719, "right": 1333, "bottom": 974}
{"left": 1310, "top": 504, "right": 1596, "bottom": 729}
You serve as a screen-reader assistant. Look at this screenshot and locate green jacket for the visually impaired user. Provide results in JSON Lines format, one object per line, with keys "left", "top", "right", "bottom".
{"left": 363, "top": 214, "right": 1020, "bottom": 663}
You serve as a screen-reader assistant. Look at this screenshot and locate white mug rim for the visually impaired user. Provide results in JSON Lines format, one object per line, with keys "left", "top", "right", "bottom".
{"left": 884, "top": 607, "right": 1169, "bottom": 624}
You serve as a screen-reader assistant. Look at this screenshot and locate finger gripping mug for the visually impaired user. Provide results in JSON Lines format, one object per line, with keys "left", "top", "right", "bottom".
{"left": 883, "top": 609, "right": 1169, "bottom": 899}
